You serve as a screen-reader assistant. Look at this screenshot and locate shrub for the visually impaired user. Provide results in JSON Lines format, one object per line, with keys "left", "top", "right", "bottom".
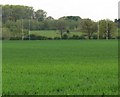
{"left": 92, "top": 34, "right": 97, "bottom": 39}
{"left": 62, "top": 34, "right": 68, "bottom": 39}
{"left": 29, "top": 34, "right": 37, "bottom": 40}
{"left": 66, "top": 30, "right": 70, "bottom": 33}
{"left": 47, "top": 37, "right": 53, "bottom": 40}
{"left": 79, "top": 35, "right": 86, "bottom": 39}
{"left": 71, "top": 35, "right": 79, "bottom": 39}
{"left": 10, "top": 37, "right": 21, "bottom": 40}
{"left": 54, "top": 37, "right": 61, "bottom": 40}
{"left": 117, "top": 36, "right": 120, "bottom": 39}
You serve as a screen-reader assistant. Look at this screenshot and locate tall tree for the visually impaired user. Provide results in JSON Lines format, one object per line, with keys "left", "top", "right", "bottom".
{"left": 55, "top": 19, "right": 67, "bottom": 38}
{"left": 2, "top": 5, "right": 34, "bottom": 23}
{"left": 99, "top": 19, "right": 117, "bottom": 39}
{"left": 80, "top": 19, "right": 97, "bottom": 39}
{"left": 59, "top": 16, "right": 81, "bottom": 31}
{"left": 35, "top": 9, "right": 47, "bottom": 21}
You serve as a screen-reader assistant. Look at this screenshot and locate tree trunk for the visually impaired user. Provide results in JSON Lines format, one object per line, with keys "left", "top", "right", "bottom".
{"left": 88, "top": 33, "right": 91, "bottom": 39}
{"left": 60, "top": 30, "right": 63, "bottom": 39}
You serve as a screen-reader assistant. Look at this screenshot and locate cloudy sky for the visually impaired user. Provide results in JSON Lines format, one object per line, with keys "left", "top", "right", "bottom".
{"left": 1, "top": 0, "right": 119, "bottom": 21}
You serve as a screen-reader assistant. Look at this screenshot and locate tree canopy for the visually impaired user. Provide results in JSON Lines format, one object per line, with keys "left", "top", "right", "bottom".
{"left": 1, "top": 5, "right": 118, "bottom": 40}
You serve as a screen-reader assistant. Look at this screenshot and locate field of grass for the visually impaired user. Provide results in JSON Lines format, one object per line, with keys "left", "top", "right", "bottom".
{"left": 30, "top": 30, "right": 82, "bottom": 38}
{"left": 2, "top": 40, "right": 118, "bottom": 95}
{"left": 30, "top": 30, "right": 60, "bottom": 38}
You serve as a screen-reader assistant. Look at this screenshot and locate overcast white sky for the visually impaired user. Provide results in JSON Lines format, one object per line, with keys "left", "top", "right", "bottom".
{"left": 1, "top": 0, "right": 119, "bottom": 21}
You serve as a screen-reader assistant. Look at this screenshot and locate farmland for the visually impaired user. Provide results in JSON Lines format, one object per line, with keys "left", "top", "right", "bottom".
{"left": 30, "top": 30, "right": 83, "bottom": 38}
{"left": 2, "top": 40, "right": 118, "bottom": 95}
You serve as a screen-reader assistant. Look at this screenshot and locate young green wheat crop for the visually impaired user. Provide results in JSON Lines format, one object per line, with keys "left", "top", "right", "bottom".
{"left": 2, "top": 40, "right": 118, "bottom": 95}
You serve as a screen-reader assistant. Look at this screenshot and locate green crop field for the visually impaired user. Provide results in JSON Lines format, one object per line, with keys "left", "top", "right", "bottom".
{"left": 2, "top": 40, "right": 118, "bottom": 95}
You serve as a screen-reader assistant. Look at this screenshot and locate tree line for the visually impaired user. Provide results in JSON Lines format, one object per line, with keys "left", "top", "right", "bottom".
{"left": 1, "top": 5, "right": 119, "bottom": 40}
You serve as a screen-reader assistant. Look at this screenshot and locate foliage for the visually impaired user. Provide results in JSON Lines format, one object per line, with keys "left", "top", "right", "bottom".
{"left": 35, "top": 9, "right": 47, "bottom": 21}
{"left": 99, "top": 19, "right": 117, "bottom": 39}
{"left": 62, "top": 34, "right": 68, "bottom": 39}
{"left": 59, "top": 16, "right": 81, "bottom": 21}
{"left": 2, "top": 5, "right": 118, "bottom": 40}
{"left": 2, "top": 27, "right": 11, "bottom": 40}
{"left": 80, "top": 18, "right": 97, "bottom": 39}
{"left": 2, "top": 5, "right": 34, "bottom": 23}
{"left": 55, "top": 19, "right": 67, "bottom": 38}
{"left": 70, "top": 35, "right": 80, "bottom": 39}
